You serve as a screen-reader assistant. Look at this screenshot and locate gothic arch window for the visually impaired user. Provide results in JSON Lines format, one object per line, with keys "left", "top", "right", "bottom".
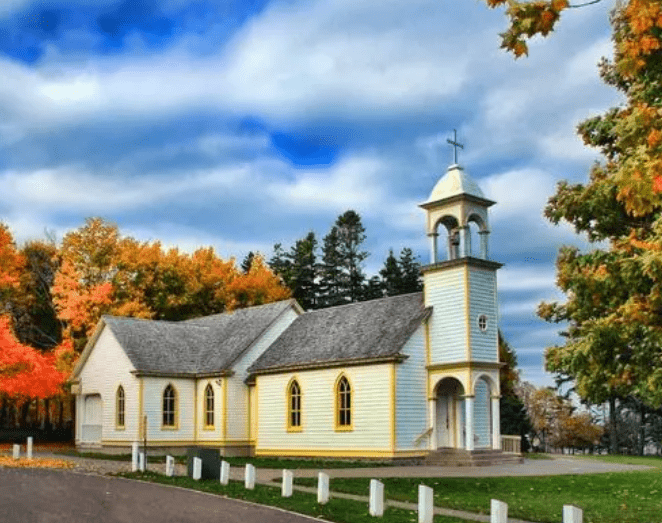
{"left": 116, "top": 385, "right": 125, "bottom": 429}
{"left": 162, "top": 384, "right": 177, "bottom": 428}
{"left": 287, "top": 379, "right": 302, "bottom": 431}
{"left": 335, "top": 375, "right": 353, "bottom": 431}
{"left": 204, "top": 384, "right": 214, "bottom": 428}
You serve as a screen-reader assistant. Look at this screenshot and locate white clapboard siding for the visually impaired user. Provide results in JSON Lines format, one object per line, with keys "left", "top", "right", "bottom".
{"left": 142, "top": 377, "right": 195, "bottom": 441}
{"left": 256, "top": 364, "right": 391, "bottom": 454}
{"left": 469, "top": 267, "right": 498, "bottom": 362}
{"left": 474, "top": 378, "right": 491, "bottom": 448}
{"left": 395, "top": 326, "right": 427, "bottom": 451}
{"left": 226, "top": 307, "right": 299, "bottom": 441}
{"left": 77, "top": 325, "right": 140, "bottom": 443}
{"left": 196, "top": 379, "right": 222, "bottom": 441}
{"left": 424, "top": 267, "right": 467, "bottom": 363}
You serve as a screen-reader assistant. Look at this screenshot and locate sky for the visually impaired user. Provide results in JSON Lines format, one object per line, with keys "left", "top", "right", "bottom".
{"left": 0, "top": 0, "right": 622, "bottom": 387}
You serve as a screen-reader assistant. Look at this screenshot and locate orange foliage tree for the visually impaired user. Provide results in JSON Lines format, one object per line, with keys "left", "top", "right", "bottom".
{"left": 52, "top": 218, "right": 291, "bottom": 350}
{"left": 0, "top": 315, "right": 69, "bottom": 399}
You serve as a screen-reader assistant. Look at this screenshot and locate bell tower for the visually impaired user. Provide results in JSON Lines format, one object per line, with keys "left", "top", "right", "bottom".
{"left": 420, "top": 153, "right": 503, "bottom": 452}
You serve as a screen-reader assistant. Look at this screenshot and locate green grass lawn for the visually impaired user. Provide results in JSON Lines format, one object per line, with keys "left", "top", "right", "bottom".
{"left": 295, "top": 456, "right": 662, "bottom": 523}
{"left": 56, "top": 449, "right": 393, "bottom": 469}
{"left": 119, "top": 471, "right": 466, "bottom": 523}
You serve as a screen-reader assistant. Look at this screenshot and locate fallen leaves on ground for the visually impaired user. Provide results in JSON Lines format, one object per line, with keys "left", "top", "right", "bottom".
{"left": 0, "top": 455, "right": 75, "bottom": 469}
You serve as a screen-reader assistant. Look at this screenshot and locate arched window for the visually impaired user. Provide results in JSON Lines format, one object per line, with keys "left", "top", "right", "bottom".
{"left": 204, "top": 384, "right": 214, "bottom": 427}
{"left": 335, "top": 375, "right": 352, "bottom": 430}
{"left": 163, "top": 384, "right": 176, "bottom": 427}
{"left": 287, "top": 379, "right": 302, "bottom": 430}
{"left": 116, "top": 385, "right": 125, "bottom": 428}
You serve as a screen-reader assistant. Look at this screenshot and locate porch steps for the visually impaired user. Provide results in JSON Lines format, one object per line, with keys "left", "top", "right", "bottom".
{"left": 424, "top": 448, "right": 523, "bottom": 467}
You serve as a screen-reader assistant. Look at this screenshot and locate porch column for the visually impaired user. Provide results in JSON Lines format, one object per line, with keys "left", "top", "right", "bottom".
{"left": 465, "top": 396, "right": 474, "bottom": 451}
{"left": 492, "top": 396, "right": 501, "bottom": 450}
{"left": 428, "top": 398, "right": 436, "bottom": 450}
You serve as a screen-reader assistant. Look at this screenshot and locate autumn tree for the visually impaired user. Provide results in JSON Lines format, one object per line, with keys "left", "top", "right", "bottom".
{"left": 0, "top": 223, "right": 23, "bottom": 305}
{"left": 532, "top": 0, "right": 662, "bottom": 457}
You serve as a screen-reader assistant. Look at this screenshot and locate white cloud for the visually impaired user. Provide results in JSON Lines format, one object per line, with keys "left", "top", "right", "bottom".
{"left": 481, "top": 168, "right": 556, "bottom": 220}
{"left": 499, "top": 265, "right": 557, "bottom": 293}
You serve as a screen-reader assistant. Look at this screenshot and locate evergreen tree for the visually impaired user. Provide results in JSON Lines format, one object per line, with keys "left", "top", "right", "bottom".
{"left": 288, "top": 232, "right": 318, "bottom": 310}
{"left": 335, "top": 210, "right": 368, "bottom": 303}
{"left": 241, "top": 251, "right": 255, "bottom": 274}
{"left": 380, "top": 249, "right": 403, "bottom": 296}
{"left": 318, "top": 226, "right": 345, "bottom": 308}
{"left": 362, "top": 275, "right": 384, "bottom": 301}
{"left": 398, "top": 247, "right": 423, "bottom": 294}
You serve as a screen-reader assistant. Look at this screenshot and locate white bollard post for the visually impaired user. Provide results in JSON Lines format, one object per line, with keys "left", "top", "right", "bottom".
{"left": 369, "top": 479, "right": 384, "bottom": 517}
{"left": 12, "top": 444, "right": 20, "bottom": 460}
{"left": 165, "top": 455, "right": 175, "bottom": 477}
{"left": 317, "top": 472, "right": 330, "bottom": 504}
{"left": 139, "top": 452, "right": 146, "bottom": 472}
{"left": 563, "top": 505, "right": 583, "bottom": 523}
{"left": 26, "top": 437, "right": 33, "bottom": 459}
{"left": 245, "top": 464, "right": 256, "bottom": 489}
{"left": 418, "top": 484, "right": 433, "bottom": 523}
{"left": 282, "top": 469, "right": 293, "bottom": 497}
{"left": 220, "top": 461, "right": 230, "bottom": 485}
{"left": 491, "top": 499, "right": 508, "bottom": 523}
{"left": 192, "top": 457, "right": 202, "bottom": 480}
{"left": 131, "top": 442, "right": 139, "bottom": 472}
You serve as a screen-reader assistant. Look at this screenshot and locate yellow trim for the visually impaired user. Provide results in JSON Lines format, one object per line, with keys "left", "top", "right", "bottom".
{"left": 334, "top": 372, "right": 354, "bottom": 432}
{"left": 424, "top": 321, "right": 431, "bottom": 367}
{"left": 161, "top": 383, "right": 179, "bottom": 430}
{"left": 464, "top": 265, "right": 471, "bottom": 361}
{"left": 193, "top": 382, "right": 198, "bottom": 440}
{"left": 115, "top": 384, "right": 125, "bottom": 430}
{"left": 255, "top": 448, "right": 426, "bottom": 459}
{"left": 390, "top": 363, "right": 396, "bottom": 452}
{"left": 427, "top": 361, "right": 502, "bottom": 372}
{"left": 247, "top": 383, "right": 253, "bottom": 441}
{"left": 285, "top": 376, "right": 303, "bottom": 433}
{"left": 100, "top": 439, "right": 254, "bottom": 447}
{"left": 222, "top": 378, "right": 228, "bottom": 440}
{"left": 203, "top": 382, "right": 215, "bottom": 430}
{"left": 254, "top": 379, "right": 259, "bottom": 449}
{"left": 138, "top": 379, "right": 144, "bottom": 439}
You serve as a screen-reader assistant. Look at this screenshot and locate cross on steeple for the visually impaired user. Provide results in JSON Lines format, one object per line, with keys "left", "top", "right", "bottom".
{"left": 446, "top": 129, "right": 464, "bottom": 165}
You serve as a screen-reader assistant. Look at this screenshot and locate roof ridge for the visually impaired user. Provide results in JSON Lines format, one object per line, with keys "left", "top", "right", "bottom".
{"left": 301, "top": 291, "right": 423, "bottom": 315}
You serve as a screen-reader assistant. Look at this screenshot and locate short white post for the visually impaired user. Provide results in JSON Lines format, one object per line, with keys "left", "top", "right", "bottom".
{"left": 165, "top": 455, "right": 175, "bottom": 477}
{"left": 369, "top": 479, "right": 384, "bottom": 517}
{"left": 131, "top": 442, "right": 139, "bottom": 472}
{"left": 490, "top": 499, "right": 508, "bottom": 523}
{"left": 12, "top": 444, "right": 20, "bottom": 460}
{"left": 220, "top": 461, "right": 230, "bottom": 485}
{"left": 418, "top": 484, "right": 433, "bottom": 523}
{"left": 282, "top": 469, "right": 293, "bottom": 497}
{"left": 192, "top": 457, "right": 202, "bottom": 480}
{"left": 317, "top": 472, "right": 330, "bottom": 504}
{"left": 563, "top": 505, "right": 583, "bottom": 523}
{"left": 26, "top": 437, "right": 33, "bottom": 459}
{"left": 139, "top": 451, "right": 146, "bottom": 472}
{"left": 245, "top": 464, "right": 255, "bottom": 489}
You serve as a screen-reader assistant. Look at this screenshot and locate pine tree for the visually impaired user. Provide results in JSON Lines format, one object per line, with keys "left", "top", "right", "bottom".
{"left": 241, "top": 251, "right": 255, "bottom": 274}
{"left": 380, "top": 249, "right": 403, "bottom": 296}
{"left": 318, "top": 226, "right": 346, "bottom": 308}
{"left": 288, "top": 232, "right": 318, "bottom": 310}
{"left": 398, "top": 247, "right": 423, "bottom": 294}
{"left": 335, "top": 210, "right": 368, "bottom": 303}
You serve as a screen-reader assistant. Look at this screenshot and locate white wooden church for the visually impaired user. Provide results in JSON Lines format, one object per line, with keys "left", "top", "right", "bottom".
{"left": 71, "top": 160, "right": 505, "bottom": 461}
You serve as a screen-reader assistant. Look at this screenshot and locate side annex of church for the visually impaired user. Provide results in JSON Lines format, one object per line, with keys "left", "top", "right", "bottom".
{"left": 71, "top": 161, "right": 504, "bottom": 459}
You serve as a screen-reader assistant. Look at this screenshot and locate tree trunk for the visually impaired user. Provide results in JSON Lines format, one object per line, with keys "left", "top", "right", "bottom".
{"left": 609, "top": 396, "right": 618, "bottom": 454}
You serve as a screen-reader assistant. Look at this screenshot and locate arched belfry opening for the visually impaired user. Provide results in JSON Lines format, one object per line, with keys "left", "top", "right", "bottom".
{"left": 420, "top": 164, "right": 494, "bottom": 265}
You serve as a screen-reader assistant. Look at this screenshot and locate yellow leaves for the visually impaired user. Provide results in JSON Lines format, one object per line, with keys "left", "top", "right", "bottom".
{"left": 0, "top": 456, "right": 75, "bottom": 469}
{"left": 0, "top": 223, "right": 23, "bottom": 292}
{"left": 550, "top": 0, "right": 568, "bottom": 11}
{"left": 648, "top": 129, "right": 662, "bottom": 148}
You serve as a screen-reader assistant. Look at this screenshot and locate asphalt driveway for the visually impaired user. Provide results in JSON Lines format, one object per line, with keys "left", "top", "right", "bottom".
{"left": 0, "top": 467, "right": 318, "bottom": 523}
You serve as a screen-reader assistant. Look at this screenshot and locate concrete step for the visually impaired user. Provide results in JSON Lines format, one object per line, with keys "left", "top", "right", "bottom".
{"left": 424, "top": 448, "right": 523, "bottom": 467}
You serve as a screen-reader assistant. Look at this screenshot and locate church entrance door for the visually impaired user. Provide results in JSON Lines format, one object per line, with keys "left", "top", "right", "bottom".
{"left": 434, "top": 378, "right": 464, "bottom": 449}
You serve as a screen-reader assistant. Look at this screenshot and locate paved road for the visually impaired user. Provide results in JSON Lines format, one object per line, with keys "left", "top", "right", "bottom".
{"left": 0, "top": 468, "right": 319, "bottom": 523}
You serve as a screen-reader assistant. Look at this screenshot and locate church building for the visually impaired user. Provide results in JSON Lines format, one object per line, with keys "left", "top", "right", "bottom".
{"left": 71, "top": 160, "right": 504, "bottom": 461}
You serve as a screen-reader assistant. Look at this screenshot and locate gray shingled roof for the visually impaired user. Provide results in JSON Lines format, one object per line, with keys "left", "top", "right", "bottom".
{"left": 103, "top": 300, "right": 294, "bottom": 375}
{"left": 249, "top": 292, "right": 430, "bottom": 374}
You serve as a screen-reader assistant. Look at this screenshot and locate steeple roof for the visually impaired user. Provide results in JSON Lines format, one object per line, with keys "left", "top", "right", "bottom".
{"left": 424, "top": 164, "right": 485, "bottom": 204}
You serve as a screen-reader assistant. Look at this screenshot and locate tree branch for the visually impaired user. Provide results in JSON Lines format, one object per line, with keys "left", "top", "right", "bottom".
{"left": 568, "top": 0, "right": 603, "bottom": 8}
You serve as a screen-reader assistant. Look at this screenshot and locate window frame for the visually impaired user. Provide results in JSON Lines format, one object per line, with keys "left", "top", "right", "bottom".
{"left": 116, "top": 385, "right": 125, "bottom": 430}
{"left": 204, "top": 383, "right": 214, "bottom": 429}
{"left": 286, "top": 378, "right": 303, "bottom": 432}
{"left": 334, "top": 374, "right": 353, "bottom": 432}
{"left": 162, "top": 384, "right": 178, "bottom": 429}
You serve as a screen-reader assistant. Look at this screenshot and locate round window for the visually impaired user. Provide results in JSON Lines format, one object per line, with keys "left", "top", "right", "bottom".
{"left": 477, "top": 314, "right": 488, "bottom": 332}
